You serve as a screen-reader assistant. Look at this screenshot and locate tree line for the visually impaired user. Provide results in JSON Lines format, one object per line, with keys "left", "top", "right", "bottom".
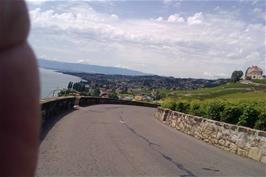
{"left": 58, "top": 81, "right": 118, "bottom": 99}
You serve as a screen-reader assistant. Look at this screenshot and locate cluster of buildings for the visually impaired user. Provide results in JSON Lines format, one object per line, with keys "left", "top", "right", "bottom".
{"left": 99, "top": 87, "right": 155, "bottom": 102}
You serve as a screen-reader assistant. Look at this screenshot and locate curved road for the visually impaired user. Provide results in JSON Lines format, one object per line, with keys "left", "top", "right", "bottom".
{"left": 37, "top": 105, "right": 265, "bottom": 176}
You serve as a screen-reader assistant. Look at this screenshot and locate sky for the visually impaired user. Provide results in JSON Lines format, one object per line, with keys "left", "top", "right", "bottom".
{"left": 26, "top": 0, "right": 266, "bottom": 78}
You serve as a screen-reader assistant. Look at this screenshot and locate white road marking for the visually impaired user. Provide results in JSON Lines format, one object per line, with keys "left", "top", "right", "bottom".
{"left": 120, "top": 120, "right": 126, "bottom": 124}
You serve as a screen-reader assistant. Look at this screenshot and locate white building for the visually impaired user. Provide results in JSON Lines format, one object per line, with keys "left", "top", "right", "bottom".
{"left": 245, "top": 66, "right": 263, "bottom": 80}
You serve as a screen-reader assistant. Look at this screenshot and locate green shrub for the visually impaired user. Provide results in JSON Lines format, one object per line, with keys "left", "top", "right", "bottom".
{"left": 238, "top": 106, "right": 259, "bottom": 128}
{"left": 161, "top": 98, "right": 176, "bottom": 110}
{"left": 206, "top": 101, "right": 225, "bottom": 121}
{"left": 221, "top": 105, "right": 242, "bottom": 124}
{"left": 254, "top": 112, "right": 266, "bottom": 131}
{"left": 189, "top": 101, "right": 206, "bottom": 117}
{"left": 175, "top": 102, "right": 190, "bottom": 113}
{"left": 58, "top": 89, "right": 76, "bottom": 97}
{"left": 160, "top": 97, "right": 266, "bottom": 131}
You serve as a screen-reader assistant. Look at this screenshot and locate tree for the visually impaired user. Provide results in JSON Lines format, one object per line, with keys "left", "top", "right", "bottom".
{"left": 109, "top": 91, "right": 119, "bottom": 99}
{"left": 80, "top": 82, "right": 86, "bottom": 92}
{"left": 67, "top": 81, "right": 73, "bottom": 90}
{"left": 71, "top": 82, "right": 86, "bottom": 92}
{"left": 231, "top": 70, "right": 243, "bottom": 82}
{"left": 91, "top": 88, "right": 100, "bottom": 96}
{"left": 73, "top": 82, "right": 80, "bottom": 91}
{"left": 151, "top": 90, "right": 162, "bottom": 100}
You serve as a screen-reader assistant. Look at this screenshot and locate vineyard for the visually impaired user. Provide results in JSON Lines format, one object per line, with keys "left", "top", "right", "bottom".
{"left": 160, "top": 82, "right": 266, "bottom": 131}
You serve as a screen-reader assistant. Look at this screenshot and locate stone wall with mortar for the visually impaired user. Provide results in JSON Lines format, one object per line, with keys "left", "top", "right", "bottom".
{"left": 155, "top": 107, "right": 266, "bottom": 164}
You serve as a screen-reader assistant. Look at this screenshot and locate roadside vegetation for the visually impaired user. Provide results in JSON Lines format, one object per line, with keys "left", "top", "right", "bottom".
{"left": 160, "top": 82, "right": 266, "bottom": 131}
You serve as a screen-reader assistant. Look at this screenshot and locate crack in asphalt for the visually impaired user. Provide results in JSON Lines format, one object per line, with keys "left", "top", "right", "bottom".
{"left": 86, "top": 110, "right": 105, "bottom": 113}
{"left": 202, "top": 167, "right": 220, "bottom": 172}
{"left": 119, "top": 112, "right": 196, "bottom": 177}
{"left": 120, "top": 114, "right": 160, "bottom": 148}
{"left": 86, "top": 106, "right": 125, "bottom": 114}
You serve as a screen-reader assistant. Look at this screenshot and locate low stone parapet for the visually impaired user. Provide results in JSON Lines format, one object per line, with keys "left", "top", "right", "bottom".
{"left": 41, "top": 96, "right": 76, "bottom": 127}
{"left": 155, "top": 107, "right": 266, "bottom": 164}
{"left": 79, "top": 97, "right": 159, "bottom": 108}
{"left": 41, "top": 97, "right": 76, "bottom": 116}
{"left": 40, "top": 96, "right": 158, "bottom": 129}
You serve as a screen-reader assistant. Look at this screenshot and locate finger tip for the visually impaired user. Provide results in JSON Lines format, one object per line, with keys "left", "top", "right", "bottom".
{"left": 0, "top": 0, "right": 30, "bottom": 49}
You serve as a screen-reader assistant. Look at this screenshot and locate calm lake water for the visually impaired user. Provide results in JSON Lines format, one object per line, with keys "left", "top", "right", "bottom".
{"left": 40, "top": 68, "right": 81, "bottom": 98}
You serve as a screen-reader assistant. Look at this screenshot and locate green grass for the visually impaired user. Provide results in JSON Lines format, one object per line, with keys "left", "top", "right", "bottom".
{"left": 160, "top": 82, "right": 266, "bottom": 102}
{"left": 253, "top": 79, "right": 266, "bottom": 85}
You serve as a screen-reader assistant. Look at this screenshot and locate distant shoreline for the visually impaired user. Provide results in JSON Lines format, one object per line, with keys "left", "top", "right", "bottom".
{"left": 59, "top": 71, "right": 230, "bottom": 90}
{"left": 39, "top": 68, "right": 82, "bottom": 98}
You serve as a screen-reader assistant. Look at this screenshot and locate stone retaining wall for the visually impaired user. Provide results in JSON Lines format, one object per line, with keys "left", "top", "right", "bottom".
{"left": 155, "top": 107, "right": 266, "bottom": 164}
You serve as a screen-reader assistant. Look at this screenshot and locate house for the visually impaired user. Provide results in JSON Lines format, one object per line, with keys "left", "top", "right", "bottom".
{"left": 133, "top": 95, "right": 144, "bottom": 102}
{"left": 100, "top": 92, "right": 109, "bottom": 98}
{"left": 245, "top": 66, "right": 263, "bottom": 80}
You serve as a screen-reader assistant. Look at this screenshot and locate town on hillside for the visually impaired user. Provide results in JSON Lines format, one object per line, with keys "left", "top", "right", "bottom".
{"left": 58, "top": 73, "right": 229, "bottom": 102}
{"left": 57, "top": 65, "right": 265, "bottom": 103}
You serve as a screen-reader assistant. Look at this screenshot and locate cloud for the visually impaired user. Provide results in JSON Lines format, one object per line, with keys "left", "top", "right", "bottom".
{"left": 203, "top": 71, "right": 226, "bottom": 78}
{"left": 187, "top": 12, "right": 203, "bottom": 25}
{"left": 155, "top": 17, "right": 163, "bottom": 21}
{"left": 26, "top": 0, "right": 47, "bottom": 5}
{"left": 28, "top": 2, "right": 265, "bottom": 78}
{"left": 167, "top": 14, "right": 185, "bottom": 23}
{"left": 163, "top": 0, "right": 182, "bottom": 5}
{"left": 163, "top": 0, "right": 176, "bottom": 4}
{"left": 110, "top": 14, "right": 119, "bottom": 20}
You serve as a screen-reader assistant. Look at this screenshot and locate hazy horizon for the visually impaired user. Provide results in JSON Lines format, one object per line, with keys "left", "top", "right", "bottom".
{"left": 39, "top": 58, "right": 233, "bottom": 79}
{"left": 27, "top": 0, "right": 265, "bottom": 79}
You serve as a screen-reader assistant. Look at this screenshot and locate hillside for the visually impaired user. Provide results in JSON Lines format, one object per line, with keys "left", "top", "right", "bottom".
{"left": 160, "top": 82, "right": 266, "bottom": 102}
{"left": 160, "top": 82, "right": 266, "bottom": 130}
{"left": 38, "top": 59, "right": 145, "bottom": 76}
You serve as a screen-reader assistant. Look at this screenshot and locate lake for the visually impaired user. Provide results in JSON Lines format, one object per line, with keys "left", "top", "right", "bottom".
{"left": 40, "top": 68, "right": 81, "bottom": 98}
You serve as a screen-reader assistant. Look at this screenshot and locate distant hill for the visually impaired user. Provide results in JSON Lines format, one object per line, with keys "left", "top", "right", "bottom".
{"left": 38, "top": 59, "right": 146, "bottom": 76}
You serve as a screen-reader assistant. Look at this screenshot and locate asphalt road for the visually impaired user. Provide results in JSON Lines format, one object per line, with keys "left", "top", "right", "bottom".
{"left": 37, "top": 105, "right": 266, "bottom": 176}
